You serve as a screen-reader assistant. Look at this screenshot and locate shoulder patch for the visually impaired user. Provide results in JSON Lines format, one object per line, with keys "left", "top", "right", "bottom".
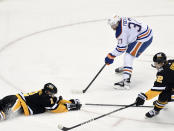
{"left": 170, "top": 62, "right": 174, "bottom": 70}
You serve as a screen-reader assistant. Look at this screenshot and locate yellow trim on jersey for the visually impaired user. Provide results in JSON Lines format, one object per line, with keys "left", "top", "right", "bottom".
{"left": 50, "top": 104, "right": 68, "bottom": 113}
{"left": 16, "top": 94, "right": 30, "bottom": 116}
{"left": 12, "top": 99, "right": 21, "bottom": 112}
{"left": 24, "top": 90, "right": 42, "bottom": 96}
{"left": 50, "top": 100, "right": 71, "bottom": 113}
{"left": 170, "top": 63, "right": 174, "bottom": 70}
{"left": 145, "top": 89, "right": 161, "bottom": 100}
{"left": 155, "top": 101, "right": 167, "bottom": 109}
{"left": 157, "top": 101, "right": 168, "bottom": 105}
{"left": 171, "top": 95, "right": 174, "bottom": 99}
{"left": 50, "top": 98, "right": 54, "bottom": 104}
{"left": 155, "top": 104, "right": 164, "bottom": 109}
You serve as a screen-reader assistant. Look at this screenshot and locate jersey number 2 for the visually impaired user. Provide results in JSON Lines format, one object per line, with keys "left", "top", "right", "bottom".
{"left": 156, "top": 76, "right": 163, "bottom": 83}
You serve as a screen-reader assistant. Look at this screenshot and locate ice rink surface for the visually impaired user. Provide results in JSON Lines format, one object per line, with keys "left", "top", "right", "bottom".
{"left": 0, "top": 0, "right": 174, "bottom": 130}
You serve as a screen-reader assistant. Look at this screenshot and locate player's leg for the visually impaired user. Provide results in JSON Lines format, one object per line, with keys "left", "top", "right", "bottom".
{"left": 0, "top": 95, "right": 19, "bottom": 120}
{"left": 146, "top": 89, "right": 170, "bottom": 118}
{"left": 114, "top": 53, "right": 135, "bottom": 89}
{"left": 135, "top": 37, "right": 153, "bottom": 57}
{"left": 114, "top": 37, "right": 153, "bottom": 90}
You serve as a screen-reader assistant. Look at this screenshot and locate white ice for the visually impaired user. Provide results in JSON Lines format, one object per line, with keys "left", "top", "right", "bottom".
{"left": 0, "top": 0, "right": 174, "bottom": 131}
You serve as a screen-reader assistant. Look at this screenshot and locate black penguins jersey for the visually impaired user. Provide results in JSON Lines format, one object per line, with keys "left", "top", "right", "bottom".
{"left": 152, "top": 60, "right": 174, "bottom": 91}
{"left": 24, "top": 90, "right": 57, "bottom": 114}
{"left": 145, "top": 60, "right": 174, "bottom": 100}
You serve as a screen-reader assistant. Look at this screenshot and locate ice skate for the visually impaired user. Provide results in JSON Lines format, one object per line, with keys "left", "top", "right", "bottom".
{"left": 115, "top": 66, "right": 124, "bottom": 73}
{"left": 113, "top": 78, "right": 130, "bottom": 90}
{"left": 145, "top": 109, "right": 159, "bottom": 118}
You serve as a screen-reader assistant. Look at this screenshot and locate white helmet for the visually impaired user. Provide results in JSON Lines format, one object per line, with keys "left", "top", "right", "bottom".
{"left": 108, "top": 15, "right": 121, "bottom": 27}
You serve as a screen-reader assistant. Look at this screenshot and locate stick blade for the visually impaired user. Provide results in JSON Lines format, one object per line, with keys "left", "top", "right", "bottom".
{"left": 57, "top": 124, "right": 69, "bottom": 131}
{"left": 57, "top": 124, "right": 63, "bottom": 130}
{"left": 71, "top": 89, "right": 83, "bottom": 94}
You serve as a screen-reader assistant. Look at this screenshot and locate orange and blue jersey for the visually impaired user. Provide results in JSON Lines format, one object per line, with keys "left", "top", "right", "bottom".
{"left": 137, "top": 26, "right": 152, "bottom": 41}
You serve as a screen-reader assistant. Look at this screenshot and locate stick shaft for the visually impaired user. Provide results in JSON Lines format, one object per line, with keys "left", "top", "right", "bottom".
{"left": 83, "top": 64, "right": 106, "bottom": 93}
{"left": 85, "top": 103, "right": 153, "bottom": 108}
{"left": 59, "top": 102, "right": 136, "bottom": 131}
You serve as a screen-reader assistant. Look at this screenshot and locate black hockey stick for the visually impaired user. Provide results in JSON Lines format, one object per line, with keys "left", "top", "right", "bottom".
{"left": 85, "top": 103, "right": 153, "bottom": 108}
{"left": 57, "top": 102, "right": 136, "bottom": 131}
{"left": 82, "top": 64, "right": 106, "bottom": 93}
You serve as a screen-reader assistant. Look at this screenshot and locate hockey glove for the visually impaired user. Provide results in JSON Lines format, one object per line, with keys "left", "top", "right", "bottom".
{"left": 59, "top": 96, "right": 63, "bottom": 101}
{"left": 135, "top": 93, "right": 147, "bottom": 106}
{"left": 105, "top": 53, "right": 116, "bottom": 65}
{"left": 69, "top": 99, "right": 82, "bottom": 110}
{"left": 56, "top": 96, "right": 63, "bottom": 103}
{"left": 69, "top": 99, "right": 80, "bottom": 105}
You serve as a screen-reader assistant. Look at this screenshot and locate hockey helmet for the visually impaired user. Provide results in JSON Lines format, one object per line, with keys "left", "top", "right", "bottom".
{"left": 44, "top": 83, "right": 57, "bottom": 95}
{"left": 153, "top": 52, "right": 167, "bottom": 64}
{"left": 108, "top": 15, "right": 121, "bottom": 27}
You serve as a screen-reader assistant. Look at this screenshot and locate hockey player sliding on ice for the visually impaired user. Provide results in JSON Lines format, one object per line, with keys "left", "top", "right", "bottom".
{"left": 0, "top": 83, "right": 82, "bottom": 121}
{"left": 135, "top": 52, "right": 174, "bottom": 118}
{"left": 105, "top": 15, "right": 153, "bottom": 89}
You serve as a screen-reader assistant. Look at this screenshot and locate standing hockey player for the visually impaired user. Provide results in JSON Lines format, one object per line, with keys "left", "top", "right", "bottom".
{"left": 0, "top": 83, "right": 82, "bottom": 121}
{"left": 135, "top": 52, "right": 174, "bottom": 118}
{"left": 105, "top": 15, "right": 153, "bottom": 89}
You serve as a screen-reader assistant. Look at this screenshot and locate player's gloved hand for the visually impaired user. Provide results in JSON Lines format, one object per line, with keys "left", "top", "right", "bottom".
{"left": 59, "top": 96, "right": 63, "bottom": 101}
{"left": 135, "top": 93, "right": 147, "bottom": 106}
{"left": 53, "top": 97, "right": 58, "bottom": 103}
{"left": 56, "top": 96, "right": 63, "bottom": 103}
{"left": 105, "top": 53, "right": 116, "bottom": 65}
{"left": 69, "top": 99, "right": 80, "bottom": 104}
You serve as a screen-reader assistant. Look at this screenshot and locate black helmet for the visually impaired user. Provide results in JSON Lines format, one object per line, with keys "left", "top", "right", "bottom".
{"left": 153, "top": 52, "right": 167, "bottom": 64}
{"left": 44, "top": 83, "right": 57, "bottom": 94}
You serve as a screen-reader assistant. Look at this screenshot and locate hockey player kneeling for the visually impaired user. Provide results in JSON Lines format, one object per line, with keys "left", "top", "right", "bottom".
{"left": 0, "top": 83, "right": 82, "bottom": 121}
{"left": 135, "top": 52, "right": 174, "bottom": 118}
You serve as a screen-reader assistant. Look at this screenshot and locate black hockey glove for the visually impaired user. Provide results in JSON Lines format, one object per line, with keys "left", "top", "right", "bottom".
{"left": 59, "top": 96, "right": 63, "bottom": 101}
{"left": 135, "top": 93, "right": 147, "bottom": 106}
{"left": 56, "top": 96, "right": 63, "bottom": 103}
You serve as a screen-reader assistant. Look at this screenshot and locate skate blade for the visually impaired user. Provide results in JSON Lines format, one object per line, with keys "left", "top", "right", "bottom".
{"left": 113, "top": 85, "right": 130, "bottom": 90}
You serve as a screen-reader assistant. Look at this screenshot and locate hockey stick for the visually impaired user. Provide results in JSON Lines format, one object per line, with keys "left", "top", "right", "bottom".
{"left": 82, "top": 64, "right": 106, "bottom": 93}
{"left": 57, "top": 102, "right": 136, "bottom": 131}
{"left": 85, "top": 103, "right": 154, "bottom": 108}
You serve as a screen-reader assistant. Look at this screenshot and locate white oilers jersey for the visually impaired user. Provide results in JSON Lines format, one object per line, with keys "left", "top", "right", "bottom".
{"left": 111, "top": 17, "right": 153, "bottom": 57}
